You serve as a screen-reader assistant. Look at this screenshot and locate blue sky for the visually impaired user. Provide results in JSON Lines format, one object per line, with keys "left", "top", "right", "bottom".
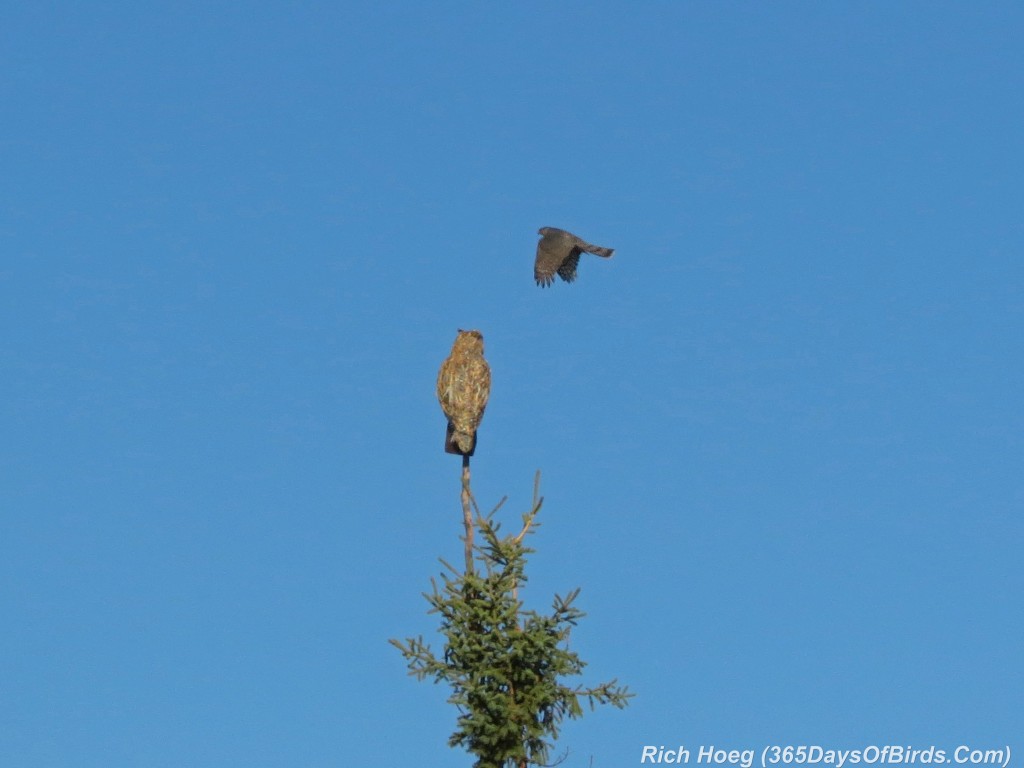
{"left": 2, "top": 3, "right": 1022, "bottom": 766}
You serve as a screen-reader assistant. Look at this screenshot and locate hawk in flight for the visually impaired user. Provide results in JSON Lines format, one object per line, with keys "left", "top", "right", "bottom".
{"left": 437, "top": 329, "right": 491, "bottom": 456}
{"left": 534, "top": 227, "right": 615, "bottom": 287}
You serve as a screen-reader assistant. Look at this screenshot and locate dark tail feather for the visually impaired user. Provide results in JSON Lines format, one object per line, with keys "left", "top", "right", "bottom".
{"left": 584, "top": 244, "right": 614, "bottom": 258}
{"left": 444, "top": 422, "right": 476, "bottom": 456}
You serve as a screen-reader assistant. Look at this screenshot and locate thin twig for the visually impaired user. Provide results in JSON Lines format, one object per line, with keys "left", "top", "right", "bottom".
{"left": 513, "top": 469, "right": 544, "bottom": 544}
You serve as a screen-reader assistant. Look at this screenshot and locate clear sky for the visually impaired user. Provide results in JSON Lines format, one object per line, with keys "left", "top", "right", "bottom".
{"left": 2, "top": 3, "right": 1022, "bottom": 766}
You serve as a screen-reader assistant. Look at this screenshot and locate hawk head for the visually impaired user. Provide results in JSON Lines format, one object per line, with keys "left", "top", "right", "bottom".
{"left": 455, "top": 328, "right": 485, "bottom": 354}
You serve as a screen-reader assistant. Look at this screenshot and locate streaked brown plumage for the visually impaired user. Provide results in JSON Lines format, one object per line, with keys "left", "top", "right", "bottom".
{"left": 436, "top": 329, "right": 491, "bottom": 456}
{"left": 534, "top": 226, "right": 615, "bottom": 287}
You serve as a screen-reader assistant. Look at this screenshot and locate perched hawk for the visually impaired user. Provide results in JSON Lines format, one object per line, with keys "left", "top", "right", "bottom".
{"left": 534, "top": 227, "right": 615, "bottom": 287}
{"left": 436, "top": 329, "right": 491, "bottom": 456}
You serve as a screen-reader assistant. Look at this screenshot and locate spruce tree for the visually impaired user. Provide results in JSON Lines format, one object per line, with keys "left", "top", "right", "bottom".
{"left": 391, "top": 470, "right": 631, "bottom": 767}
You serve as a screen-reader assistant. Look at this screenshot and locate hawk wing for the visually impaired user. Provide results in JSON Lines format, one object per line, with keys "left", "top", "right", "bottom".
{"left": 535, "top": 235, "right": 570, "bottom": 287}
{"left": 556, "top": 247, "right": 583, "bottom": 283}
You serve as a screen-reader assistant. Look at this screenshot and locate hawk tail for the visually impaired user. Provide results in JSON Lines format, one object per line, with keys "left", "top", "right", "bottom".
{"left": 444, "top": 423, "right": 477, "bottom": 456}
{"left": 583, "top": 244, "right": 614, "bottom": 258}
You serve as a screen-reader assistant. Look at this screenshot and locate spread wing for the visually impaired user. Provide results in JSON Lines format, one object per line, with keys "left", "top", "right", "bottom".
{"left": 535, "top": 235, "right": 570, "bottom": 287}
